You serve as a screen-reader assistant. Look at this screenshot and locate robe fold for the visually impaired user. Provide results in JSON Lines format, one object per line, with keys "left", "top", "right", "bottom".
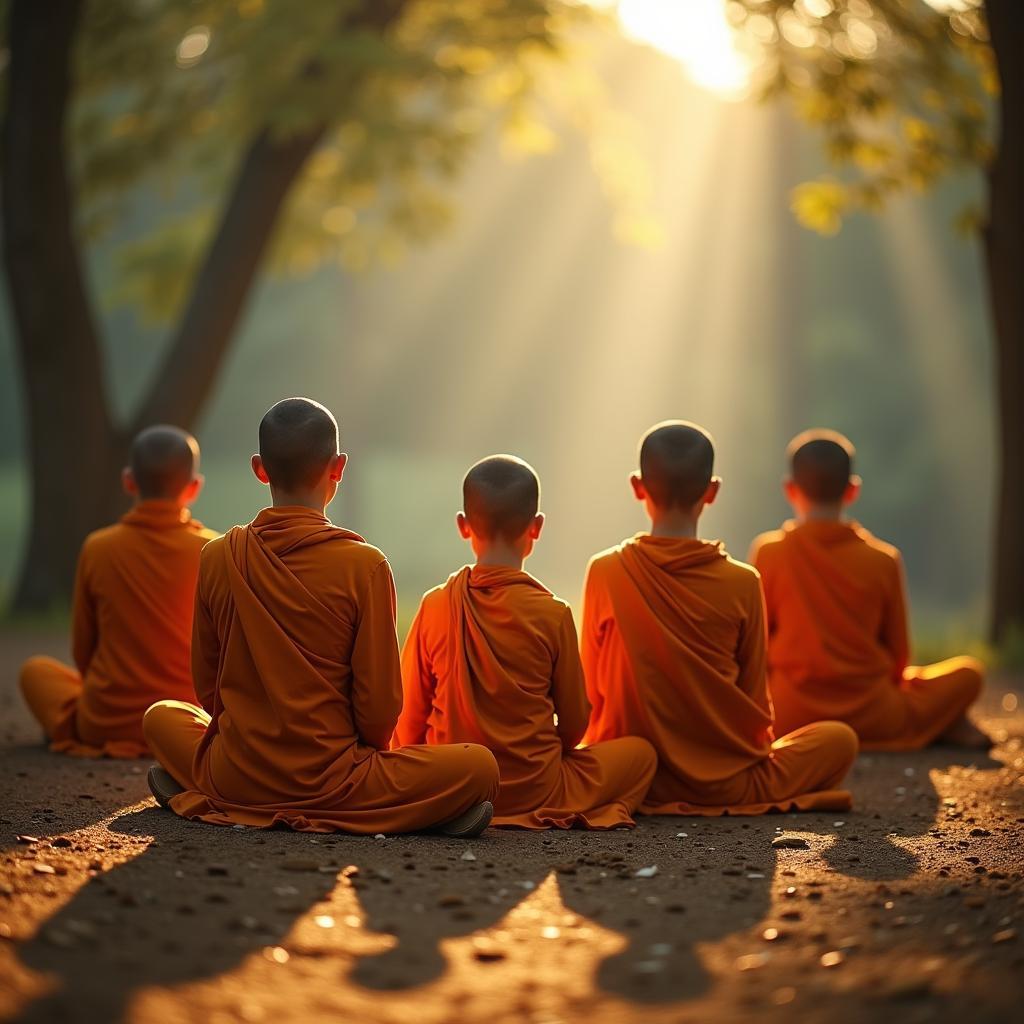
{"left": 581, "top": 534, "right": 856, "bottom": 815}
{"left": 394, "top": 565, "right": 656, "bottom": 829}
{"left": 750, "top": 520, "right": 983, "bottom": 750}
{"left": 161, "top": 506, "right": 498, "bottom": 833}
{"left": 19, "top": 501, "right": 216, "bottom": 758}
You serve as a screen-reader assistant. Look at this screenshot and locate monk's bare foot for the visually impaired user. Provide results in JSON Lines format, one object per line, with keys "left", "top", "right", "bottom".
{"left": 938, "top": 716, "right": 992, "bottom": 750}
{"left": 437, "top": 800, "right": 493, "bottom": 839}
{"left": 147, "top": 765, "right": 185, "bottom": 809}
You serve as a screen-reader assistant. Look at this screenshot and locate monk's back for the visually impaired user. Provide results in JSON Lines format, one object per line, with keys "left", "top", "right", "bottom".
{"left": 78, "top": 505, "right": 214, "bottom": 733}
{"left": 194, "top": 508, "right": 397, "bottom": 802}
{"left": 584, "top": 535, "right": 772, "bottom": 786}
{"left": 589, "top": 536, "right": 764, "bottom": 692}
{"left": 416, "top": 567, "right": 567, "bottom": 774}
{"left": 753, "top": 520, "right": 901, "bottom": 686}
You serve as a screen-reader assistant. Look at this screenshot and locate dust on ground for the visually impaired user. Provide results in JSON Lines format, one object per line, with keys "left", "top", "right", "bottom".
{"left": 1, "top": 626, "right": 1022, "bottom": 1024}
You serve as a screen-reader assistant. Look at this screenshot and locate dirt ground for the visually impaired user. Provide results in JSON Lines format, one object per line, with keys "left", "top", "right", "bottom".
{"left": 1, "top": 627, "right": 1022, "bottom": 1024}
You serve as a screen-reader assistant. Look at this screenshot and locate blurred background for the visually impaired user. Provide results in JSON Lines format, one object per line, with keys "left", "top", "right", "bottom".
{"left": 0, "top": 0, "right": 999, "bottom": 648}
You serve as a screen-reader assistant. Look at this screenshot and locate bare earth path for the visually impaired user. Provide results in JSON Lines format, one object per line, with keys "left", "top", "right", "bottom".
{"left": 1, "top": 627, "right": 1022, "bottom": 1024}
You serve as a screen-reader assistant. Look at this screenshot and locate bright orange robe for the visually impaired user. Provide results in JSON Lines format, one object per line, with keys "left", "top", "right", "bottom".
{"left": 18, "top": 501, "right": 216, "bottom": 758}
{"left": 394, "top": 566, "right": 657, "bottom": 829}
{"left": 580, "top": 534, "right": 857, "bottom": 815}
{"left": 151, "top": 507, "right": 498, "bottom": 834}
{"left": 750, "top": 520, "right": 983, "bottom": 750}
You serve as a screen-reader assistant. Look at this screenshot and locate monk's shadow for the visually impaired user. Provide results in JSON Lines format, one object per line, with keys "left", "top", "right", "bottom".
{"left": 350, "top": 821, "right": 785, "bottom": 1005}
{"left": 351, "top": 744, "right": 1003, "bottom": 1011}
{"left": 820, "top": 745, "right": 1002, "bottom": 881}
{"left": 0, "top": 746, "right": 152, "bottom": 854}
{"left": 10, "top": 807, "right": 342, "bottom": 1024}
{"left": 347, "top": 831, "right": 555, "bottom": 992}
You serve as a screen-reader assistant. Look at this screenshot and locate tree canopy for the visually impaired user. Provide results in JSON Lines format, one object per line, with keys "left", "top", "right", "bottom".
{"left": 730, "top": 0, "right": 994, "bottom": 234}
{"left": 49, "top": 0, "right": 614, "bottom": 322}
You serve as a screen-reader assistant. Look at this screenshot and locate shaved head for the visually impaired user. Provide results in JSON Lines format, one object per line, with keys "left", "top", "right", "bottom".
{"left": 638, "top": 420, "right": 715, "bottom": 509}
{"left": 130, "top": 425, "right": 198, "bottom": 500}
{"left": 462, "top": 455, "right": 540, "bottom": 541}
{"left": 788, "top": 429, "right": 855, "bottom": 503}
{"left": 258, "top": 398, "right": 339, "bottom": 491}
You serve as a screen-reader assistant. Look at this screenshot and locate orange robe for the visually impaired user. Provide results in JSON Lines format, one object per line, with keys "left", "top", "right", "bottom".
{"left": 580, "top": 534, "right": 857, "bottom": 815}
{"left": 750, "top": 520, "right": 983, "bottom": 750}
{"left": 145, "top": 507, "right": 499, "bottom": 834}
{"left": 394, "top": 566, "right": 657, "bottom": 829}
{"left": 18, "top": 501, "right": 216, "bottom": 758}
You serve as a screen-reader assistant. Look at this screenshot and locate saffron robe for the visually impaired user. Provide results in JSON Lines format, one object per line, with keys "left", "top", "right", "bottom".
{"left": 19, "top": 501, "right": 216, "bottom": 757}
{"left": 581, "top": 534, "right": 857, "bottom": 815}
{"left": 750, "top": 520, "right": 983, "bottom": 749}
{"left": 394, "top": 565, "right": 657, "bottom": 829}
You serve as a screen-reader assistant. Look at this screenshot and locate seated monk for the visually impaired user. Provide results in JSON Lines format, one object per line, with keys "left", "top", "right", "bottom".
{"left": 143, "top": 397, "right": 499, "bottom": 837}
{"left": 393, "top": 455, "right": 657, "bottom": 829}
{"left": 749, "top": 429, "right": 988, "bottom": 750}
{"left": 19, "top": 426, "right": 216, "bottom": 758}
{"left": 581, "top": 421, "right": 859, "bottom": 815}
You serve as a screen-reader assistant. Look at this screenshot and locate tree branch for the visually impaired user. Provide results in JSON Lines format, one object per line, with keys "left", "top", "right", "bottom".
{"left": 131, "top": 0, "right": 410, "bottom": 433}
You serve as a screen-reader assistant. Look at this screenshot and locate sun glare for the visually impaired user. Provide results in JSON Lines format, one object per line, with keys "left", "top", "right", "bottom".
{"left": 597, "top": 0, "right": 756, "bottom": 100}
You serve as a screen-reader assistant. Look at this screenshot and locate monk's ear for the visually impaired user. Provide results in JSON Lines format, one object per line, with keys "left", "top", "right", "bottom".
{"left": 629, "top": 472, "right": 646, "bottom": 502}
{"left": 456, "top": 512, "right": 472, "bottom": 540}
{"left": 843, "top": 475, "right": 862, "bottom": 506}
{"left": 782, "top": 478, "right": 800, "bottom": 504}
{"left": 329, "top": 453, "right": 348, "bottom": 483}
{"left": 181, "top": 474, "right": 204, "bottom": 505}
{"left": 121, "top": 467, "right": 138, "bottom": 498}
{"left": 702, "top": 476, "right": 722, "bottom": 507}
{"left": 251, "top": 454, "right": 271, "bottom": 486}
{"left": 528, "top": 513, "right": 545, "bottom": 540}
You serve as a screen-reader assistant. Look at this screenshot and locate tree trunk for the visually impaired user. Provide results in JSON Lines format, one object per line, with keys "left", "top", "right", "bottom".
{"left": 983, "top": 0, "right": 1024, "bottom": 644}
{"left": 2, "top": 0, "right": 124, "bottom": 612}
{"left": 130, "top": 126, "right": 324, "bottom": 433}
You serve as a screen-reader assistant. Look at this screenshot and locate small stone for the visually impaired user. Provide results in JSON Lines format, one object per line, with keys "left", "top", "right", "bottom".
{"left": 32, "top": 864, "right": 56, "bottom": 875}
{"left": 374, "top": 834, "right": 387, "bottom": 840}
{"left": 970, "top": 828, "right": 991, "bottom": 837}
{"left": 51, "top": 836, "right": 73, "bottom": 848}
{"left": 473, "top": 946, "right": 506, "bottom": 963}
{"left": 772, "top": 836, "right": 810, "bottom": 850}
{"left": 820, "top": 950, "right": 845, "bottom": 968}
{"left": 460, "top": 850, "right": 477, "bottom": 862}
{"left": 45, "top": 929, "right": 76, "bottom": 948}
{"left": 634, "top": 865, "right": 658, "bottom": 879}
{"left": 632, "top": 960, "right": 664, "bottom": 974}
{"left": 15, "top": 836, "right": 39, "bottom": 845}
{"left": 735, "top": 953, "right": 769, "bottom": 971}
{"left": 993, "top": 928, "right": 1017, "bottom": 944}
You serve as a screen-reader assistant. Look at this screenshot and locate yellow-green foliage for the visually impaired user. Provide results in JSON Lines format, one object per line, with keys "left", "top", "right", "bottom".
{"left": 0, "top": 0, "right": 607, "bottom": 324}
{"left": 730, "top": 0, "right": 995, "bottom": 234}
